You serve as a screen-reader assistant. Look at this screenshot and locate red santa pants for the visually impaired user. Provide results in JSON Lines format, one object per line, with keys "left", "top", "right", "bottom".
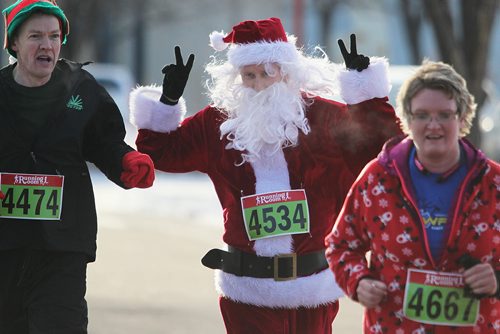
{"left": 219, "top": 296, "right": 339, "bottom": 334}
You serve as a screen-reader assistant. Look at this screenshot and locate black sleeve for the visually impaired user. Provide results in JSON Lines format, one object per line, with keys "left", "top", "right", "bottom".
{"left": 82, "top": 82, "right": 134, "bottom": 187}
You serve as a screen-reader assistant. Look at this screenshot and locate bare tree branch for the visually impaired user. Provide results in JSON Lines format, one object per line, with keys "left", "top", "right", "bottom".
{"left": 422, "top": 0, "right": 465, "bottom": 73}
{"left": 400, "top": 0, "right": 423, "bottom": 63}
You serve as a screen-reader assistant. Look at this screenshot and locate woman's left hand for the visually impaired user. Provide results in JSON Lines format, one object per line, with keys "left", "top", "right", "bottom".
{"left": 462, "top": 263, "right": 498, "bottom": 296}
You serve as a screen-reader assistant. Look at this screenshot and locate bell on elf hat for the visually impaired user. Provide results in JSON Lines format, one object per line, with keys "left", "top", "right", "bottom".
{"left": 2, "top": 0, "right": 69, "bottom": 58}
{"left": 209, "top": 17, "right": 299, "bottom": 68}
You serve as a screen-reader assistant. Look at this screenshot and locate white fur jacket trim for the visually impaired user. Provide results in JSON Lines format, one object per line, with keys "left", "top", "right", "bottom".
{"left": 215, "top": 267, "right": 344, "bottom": 308}
{"left": 129, "top": 85, "right": 187, "bottom": 133}
{"left": 338, "top": 56, "right": 391, "bottom": 105}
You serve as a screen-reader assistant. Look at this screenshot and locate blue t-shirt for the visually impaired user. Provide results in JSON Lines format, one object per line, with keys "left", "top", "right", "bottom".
{"left": 409, "top": 146, "right": 467, "bottom": 262}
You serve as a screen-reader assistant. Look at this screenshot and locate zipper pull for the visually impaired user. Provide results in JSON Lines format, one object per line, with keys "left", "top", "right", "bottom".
{"left": 30, "top": 151, "right": 37, "bottom": 163}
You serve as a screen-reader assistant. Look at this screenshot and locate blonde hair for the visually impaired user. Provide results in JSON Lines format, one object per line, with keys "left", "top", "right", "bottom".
{"left": 395, "top": 60, "right": 477, "bottom": 137}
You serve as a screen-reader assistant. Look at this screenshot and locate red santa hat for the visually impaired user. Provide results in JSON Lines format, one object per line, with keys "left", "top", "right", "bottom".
{"left": 209, "top": 17, "right": 299, "bottom": 68}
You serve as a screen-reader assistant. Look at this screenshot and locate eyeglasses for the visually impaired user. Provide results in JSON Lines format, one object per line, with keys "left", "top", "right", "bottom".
{"left": 410, "top": 111, "right": 459, "bottom": 124}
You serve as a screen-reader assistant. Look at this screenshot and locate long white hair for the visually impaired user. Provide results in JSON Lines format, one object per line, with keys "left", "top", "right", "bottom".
{"left": 206, "top": 46, "right": 340, "bottom": 163}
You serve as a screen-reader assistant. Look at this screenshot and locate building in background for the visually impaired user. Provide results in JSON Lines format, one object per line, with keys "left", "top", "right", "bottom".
{"left": 1, "top": 0, "right": 498, "bottom": 159}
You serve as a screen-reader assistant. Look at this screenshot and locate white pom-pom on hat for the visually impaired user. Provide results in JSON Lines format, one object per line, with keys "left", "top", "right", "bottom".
{"left": 209, "top": 31, "right": 228, "bottom": 51}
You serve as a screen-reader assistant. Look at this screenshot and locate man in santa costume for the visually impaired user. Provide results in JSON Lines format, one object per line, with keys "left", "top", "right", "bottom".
{"left": 130, "top": 17, "right": 400, "bottom": 333}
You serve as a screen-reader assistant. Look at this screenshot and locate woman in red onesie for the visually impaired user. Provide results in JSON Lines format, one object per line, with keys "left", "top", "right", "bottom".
{"left": 325, "top": 60, "right": 500, "bottom": 333}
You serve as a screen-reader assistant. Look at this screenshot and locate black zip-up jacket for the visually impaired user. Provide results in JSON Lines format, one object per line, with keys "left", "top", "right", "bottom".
{"left": 0, "top": 59, "right": 133, "bottom": 260}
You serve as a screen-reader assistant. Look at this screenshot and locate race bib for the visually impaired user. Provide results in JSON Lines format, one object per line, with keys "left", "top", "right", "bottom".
{"left": 241, "top": 189, "right": 310, "bottom": 240}
{"left": 403, "top": 268, "right": 479, "bottom": 326}
{"left": 0, "top": 173, "right": 64, "bottom": 220}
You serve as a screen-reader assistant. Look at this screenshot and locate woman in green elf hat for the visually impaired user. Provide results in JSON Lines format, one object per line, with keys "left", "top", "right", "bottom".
{"left": 0, "top": 1, "right": 155, "bottom": 333}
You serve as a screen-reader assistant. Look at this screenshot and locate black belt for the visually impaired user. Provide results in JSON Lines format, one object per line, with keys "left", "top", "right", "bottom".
{"left": 201, "top": 246, "right": 328, "bottom": 281}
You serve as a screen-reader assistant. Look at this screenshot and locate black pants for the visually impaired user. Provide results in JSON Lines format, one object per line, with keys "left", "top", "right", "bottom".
{"left": 0, "top": 249, "right": 89, "bottom": 334}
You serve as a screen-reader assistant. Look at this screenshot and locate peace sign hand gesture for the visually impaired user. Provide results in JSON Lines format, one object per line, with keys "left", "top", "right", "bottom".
{"left": 160, "top": 46, "right": 195, "bottom": 105}
{"left": 338, "top": 34, "right": 370, "bottom": 72}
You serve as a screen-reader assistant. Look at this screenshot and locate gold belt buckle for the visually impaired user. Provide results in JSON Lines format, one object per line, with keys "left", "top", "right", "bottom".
{"left": 273, "top": 253, "right": 297, "bottom": 281}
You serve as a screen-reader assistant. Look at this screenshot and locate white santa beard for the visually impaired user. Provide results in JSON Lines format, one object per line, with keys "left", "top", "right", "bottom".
{"left": 220, "top": 83, "right": 305, "bottom": 254}
{"left": 219, "top": 82, "right": 309, "bottom": 163}
{"left": 219, "top": 83, "right": 308, "bottom": 255}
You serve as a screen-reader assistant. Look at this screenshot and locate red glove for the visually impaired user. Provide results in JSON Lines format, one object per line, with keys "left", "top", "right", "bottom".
{"left": 120, "top": 151, "right": 155, "bottom": 188}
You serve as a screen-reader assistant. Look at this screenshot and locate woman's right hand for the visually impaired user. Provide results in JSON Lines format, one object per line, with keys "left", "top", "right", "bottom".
{"left": 356, "top": 278, "right": 388, "bottom": 309}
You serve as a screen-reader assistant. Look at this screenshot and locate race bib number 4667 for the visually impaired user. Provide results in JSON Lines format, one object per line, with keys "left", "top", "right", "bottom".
{"left": 0, "top": 173, "right": 64, "bottom": 220}
{"left": 241, "top": 190, "right": 310, "bottom": 240}
{"left": 403, "top": 269, "right": 479, "bottom": 326}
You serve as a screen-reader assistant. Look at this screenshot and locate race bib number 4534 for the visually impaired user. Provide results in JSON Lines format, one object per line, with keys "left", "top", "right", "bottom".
{"left": 403, "top": 269, "right": 479, "bottom": 326}
{"left": 241, "top": 190, "right": 310, "bottom": 241}
{"left": 0, "top": 173, "right": 64, "bottom": 220}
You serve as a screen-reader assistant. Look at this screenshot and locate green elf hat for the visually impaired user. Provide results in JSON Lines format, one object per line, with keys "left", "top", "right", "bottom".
{"left": 3, "top": 0, "right": 69, "bottom": 57}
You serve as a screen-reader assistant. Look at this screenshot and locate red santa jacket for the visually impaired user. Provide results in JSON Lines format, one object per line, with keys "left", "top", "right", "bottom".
{"left": 130, "top": 58, "right": 401, "bottom": 308}
{"left": 325, "top": 136, "right": 500, "bottom": 333}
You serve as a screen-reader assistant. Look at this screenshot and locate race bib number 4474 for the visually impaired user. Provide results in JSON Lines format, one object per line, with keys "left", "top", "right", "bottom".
{"left": 403, "top": 269, "right": 479, "bottom": 327}
{"left": 241, "top": 190, "right": 310, "bottom": 241}
{"left": 0, "top": 173, "right": 64, "bottom": 220}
